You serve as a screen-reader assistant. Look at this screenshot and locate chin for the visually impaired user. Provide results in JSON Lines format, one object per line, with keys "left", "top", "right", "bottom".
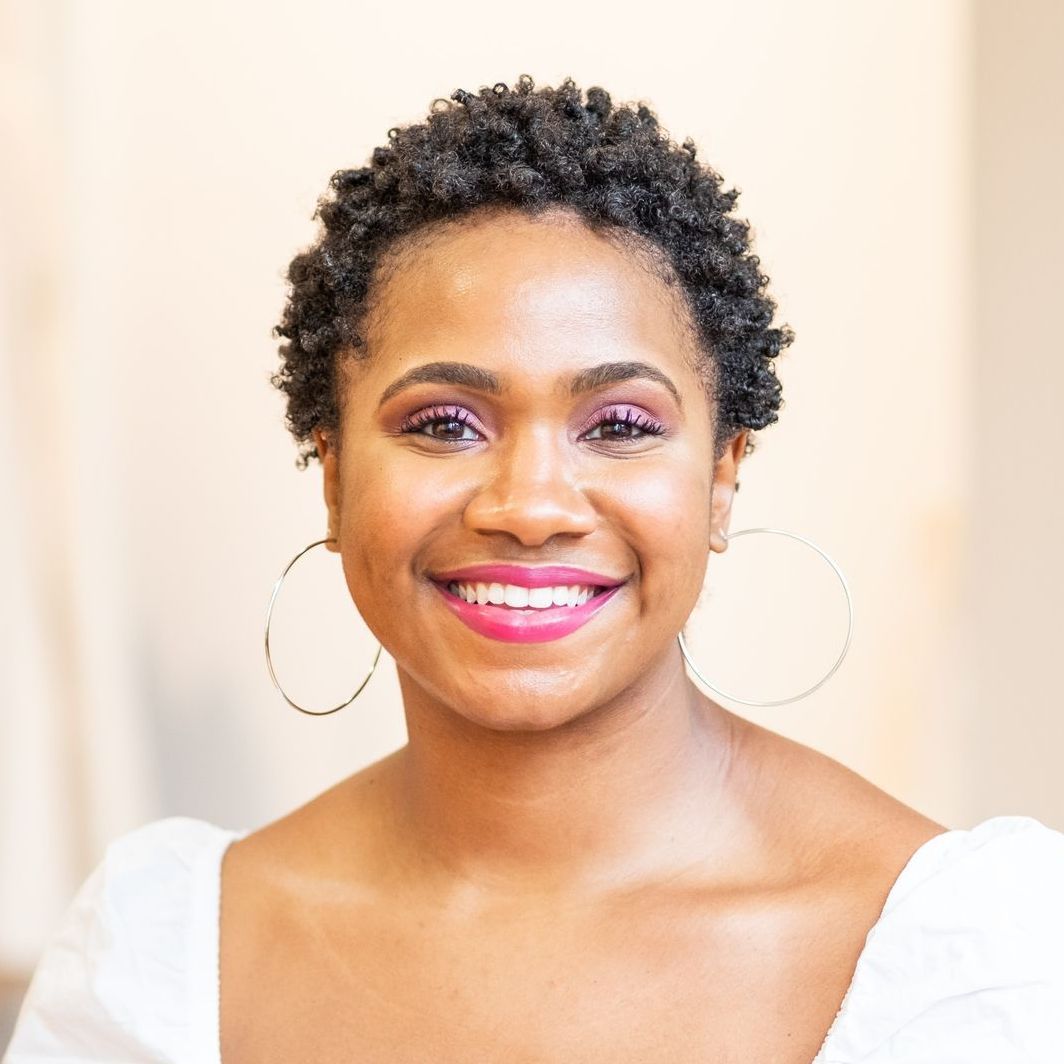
{"left": 452, "top": 689, "right": 596, "bottom": 734}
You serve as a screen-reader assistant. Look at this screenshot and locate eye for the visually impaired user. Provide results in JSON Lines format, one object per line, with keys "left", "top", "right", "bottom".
{"left": 581, "top": 406, "right": 666, "bottom": 444}
{"left": 399, "top": 404, "right": 482, "bottom": 444}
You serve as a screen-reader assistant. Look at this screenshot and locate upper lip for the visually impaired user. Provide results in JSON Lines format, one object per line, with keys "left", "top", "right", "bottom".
{"left": 429, "top": 564, "right": 628, "bottom": 588}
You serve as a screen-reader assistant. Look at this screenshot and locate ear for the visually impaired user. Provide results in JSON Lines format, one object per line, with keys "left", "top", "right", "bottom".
{"left": 312, "top": 428, "right": 343, "bottom": 553}
{"left": 709, "top": 430, "right": 748, "bottom": 554}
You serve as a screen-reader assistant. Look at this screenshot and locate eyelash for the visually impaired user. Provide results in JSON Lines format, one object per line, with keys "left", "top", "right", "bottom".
{"left": 399, "top": 405, "right": 479, "bottom": 440}
{"left": 398, "top": 404, "right": 667, "bottom": 445}
{"left": 586, "top": 406, "right": 667, "bottom": 442}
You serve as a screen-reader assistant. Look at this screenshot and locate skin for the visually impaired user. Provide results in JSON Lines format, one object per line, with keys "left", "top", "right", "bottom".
{"left": 220, "top": 206, "right": 946, "bottom": 1063}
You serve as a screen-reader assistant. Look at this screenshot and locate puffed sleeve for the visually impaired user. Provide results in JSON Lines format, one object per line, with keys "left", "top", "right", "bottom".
{"left": 819, "top": 815, "right": 1064, "bottom": 1063}
{"left": 3, "top": 816, "right": 239, "bottom": 1064}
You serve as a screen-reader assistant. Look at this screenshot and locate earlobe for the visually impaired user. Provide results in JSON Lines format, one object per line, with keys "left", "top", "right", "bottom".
{"left": 709, "top": 494, "right": 733, "bottom": 553}
{"left": 312, "top": 429, "right": 342, "bottom": 552}
{"left": 709, "top": 430, "right": 747, "bottom": 554}
{"left": 312, "top": 427, "right": 331, "bottom": 464}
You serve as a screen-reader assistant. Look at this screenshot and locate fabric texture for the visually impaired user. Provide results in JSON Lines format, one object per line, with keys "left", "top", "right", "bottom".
{"left": 4, "top": 814, "right": 1063, "bottom": 1063}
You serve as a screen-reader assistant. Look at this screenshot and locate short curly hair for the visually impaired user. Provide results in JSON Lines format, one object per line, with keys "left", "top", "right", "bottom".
{"left": 272, "top": 74, "right": 793, "bottom": 469}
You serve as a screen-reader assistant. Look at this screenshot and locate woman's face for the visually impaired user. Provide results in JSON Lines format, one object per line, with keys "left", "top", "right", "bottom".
{"left": 314, "top": 208, "right": 746, "bottom": 731}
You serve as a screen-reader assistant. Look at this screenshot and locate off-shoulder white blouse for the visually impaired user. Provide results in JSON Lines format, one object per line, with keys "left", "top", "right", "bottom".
{"left": 5, "top": 814, "right": 1064, "bottom": 1062}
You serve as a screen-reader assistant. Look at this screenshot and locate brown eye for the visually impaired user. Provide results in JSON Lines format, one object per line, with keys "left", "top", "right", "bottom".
{"left": 399, "top": 404, "right": 483, "bottom": 445}
{"left": 599, "top": 420, "right": 639, "bottom": 439}
{"left": 582, "top": 406, "right": 666, "bottom": 444}
{"left": 428, "top": 418, "right": 473, "bottom": 440}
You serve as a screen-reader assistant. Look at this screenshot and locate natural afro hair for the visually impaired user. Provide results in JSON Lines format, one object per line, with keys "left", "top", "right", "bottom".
{"left": 272, "top": 74, "right": 793, "bottom": 469}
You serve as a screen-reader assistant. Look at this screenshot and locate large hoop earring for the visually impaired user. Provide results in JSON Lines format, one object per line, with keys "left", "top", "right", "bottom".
{"left": 677, "top": 527, "right": 854, "bottom": 707}
{"left": 264, "top": 537, "right": 383, "bottom": 716}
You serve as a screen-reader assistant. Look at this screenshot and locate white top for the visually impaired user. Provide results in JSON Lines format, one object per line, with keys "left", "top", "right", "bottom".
{"left": 4, "top": 813, "right": 1064, "bottom": 1063}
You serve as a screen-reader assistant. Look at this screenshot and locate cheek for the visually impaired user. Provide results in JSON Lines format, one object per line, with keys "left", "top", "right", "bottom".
{"left": 620, "top": 460, "right": 708, "bottom": 526}
{"left": 334, "top": 448, "right": 460, "bottom": 605}
{"left": 603, "top": 457, "right": 712, "bottom": 608}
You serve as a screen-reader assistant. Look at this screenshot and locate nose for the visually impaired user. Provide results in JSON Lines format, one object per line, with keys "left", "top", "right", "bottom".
{"left": 462, "top": 423, "right": 598, "bottom": 547}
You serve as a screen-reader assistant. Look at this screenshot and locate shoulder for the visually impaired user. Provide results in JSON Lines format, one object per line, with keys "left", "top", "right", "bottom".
{"left": 728, "top": 714, "right": 949, "bottom": 874}
{"left": 4, "top": 816, "right": 244, "bottom": 1064}
{"left": 821, "top": 815, "right": 1064, "bottom": 1062}
{"left": 224, "top": 754, "right": 403, "bottom": 893}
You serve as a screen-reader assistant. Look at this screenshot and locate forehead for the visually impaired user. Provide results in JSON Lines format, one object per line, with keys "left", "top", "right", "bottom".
{"left": 359, "top": 209, "right": 700, "bottom": 387}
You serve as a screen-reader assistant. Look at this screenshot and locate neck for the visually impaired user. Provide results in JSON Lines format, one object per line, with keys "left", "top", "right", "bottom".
{"left": 389, "top": 644, "right": 740, "bottom": 897}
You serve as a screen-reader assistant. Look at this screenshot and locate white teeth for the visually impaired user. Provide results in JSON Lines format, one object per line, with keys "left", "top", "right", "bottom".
{"left": 447, "top": 581, "right": 602, "bottom": 608}
{"left": 503, "top": 584, "right": 529, "bottom": 608}
{"left": 528, "top": 586, "right": 555, "bottom": 608}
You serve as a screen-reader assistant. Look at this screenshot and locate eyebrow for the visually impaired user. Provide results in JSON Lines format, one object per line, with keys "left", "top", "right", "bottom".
{"left": 377, "top": 360, "right": 683, "bottom": 410}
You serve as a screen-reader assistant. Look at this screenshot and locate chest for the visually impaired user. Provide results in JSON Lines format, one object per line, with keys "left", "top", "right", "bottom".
{"left": 219, "top": 888, "right": 864, "bottom": 1064}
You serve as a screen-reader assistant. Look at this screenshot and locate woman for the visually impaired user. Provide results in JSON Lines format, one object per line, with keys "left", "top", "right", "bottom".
{"left": 7, "top": 76, "right": 1063, "bottom": 1064}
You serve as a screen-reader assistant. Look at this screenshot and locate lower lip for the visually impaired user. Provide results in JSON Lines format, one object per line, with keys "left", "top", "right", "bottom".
{"left": 430, "top": 582, "right": 624, "bottom": 643}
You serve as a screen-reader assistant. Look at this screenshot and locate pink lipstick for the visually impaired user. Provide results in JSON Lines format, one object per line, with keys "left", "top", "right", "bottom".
{"left": 427, "top": 563, "right": 628, "bottom": 644}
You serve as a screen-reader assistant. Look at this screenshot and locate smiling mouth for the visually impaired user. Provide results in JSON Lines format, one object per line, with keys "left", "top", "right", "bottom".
{"left": 435, "top": 579, "right": 610, "bottom": 609}
{"left": 428, "top": 575, "right": 624, "bottom": 644}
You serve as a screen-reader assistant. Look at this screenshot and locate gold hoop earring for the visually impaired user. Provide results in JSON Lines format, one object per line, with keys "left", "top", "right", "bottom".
{"left": 677, "top": 527, "right": 854, "bottom": 707}
{"left": 264, "top": 537, "right": 382, "bottom": 716}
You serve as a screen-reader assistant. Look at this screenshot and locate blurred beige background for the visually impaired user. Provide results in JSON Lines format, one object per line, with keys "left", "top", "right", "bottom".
{"left": 1, "top": 0, "right": 1061, "bottom": 1029}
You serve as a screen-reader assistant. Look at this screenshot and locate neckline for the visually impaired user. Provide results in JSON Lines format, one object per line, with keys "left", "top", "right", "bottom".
{"left": 206, "top": 828, "right": 249, "bottom": 1064}
{"left": 807, "top": 824, "right": 958, "bottom": 1062}
{"left": 206, "top": 825, "right": 960, "bottom": 1064}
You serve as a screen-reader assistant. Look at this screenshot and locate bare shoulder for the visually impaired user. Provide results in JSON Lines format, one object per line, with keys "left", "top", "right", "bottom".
{"left": 222, "top": 748, "right": 403, "bottom": 904}
{"left": 728, "top": 712, "right": 949, "bottom": 880}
